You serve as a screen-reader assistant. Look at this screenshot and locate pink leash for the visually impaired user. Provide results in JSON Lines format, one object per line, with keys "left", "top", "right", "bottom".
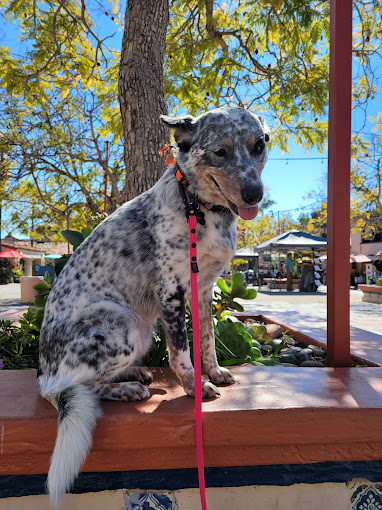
{"left": 188, "top": 213, "right": 208, "bottom": 510}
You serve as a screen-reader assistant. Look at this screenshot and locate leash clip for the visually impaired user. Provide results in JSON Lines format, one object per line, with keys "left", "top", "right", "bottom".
{"left": 191, "top": 261, "right": 199, "bottom": 273}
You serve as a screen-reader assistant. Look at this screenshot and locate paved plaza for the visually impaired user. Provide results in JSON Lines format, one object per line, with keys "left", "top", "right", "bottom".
{"left": 239, "top": 286, "right": 382, "bottom": 365}
{"left": 1, "top": 283, "right": 381, "bottom": 365}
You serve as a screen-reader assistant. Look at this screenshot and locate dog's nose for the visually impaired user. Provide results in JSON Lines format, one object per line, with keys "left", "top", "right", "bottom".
{"left": 241, "top": 184, "right": 263, "bottom": 205}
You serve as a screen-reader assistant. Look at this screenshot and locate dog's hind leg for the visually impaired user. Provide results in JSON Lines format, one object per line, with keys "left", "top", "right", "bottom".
{"left": 198, "top": 286, "right": 235, "bottom": 386}
{"left": 159, "top": 285, "right": 220, "bottom": 398}
{"left": 92, "top": 380, "right": 150, "bottom": 401}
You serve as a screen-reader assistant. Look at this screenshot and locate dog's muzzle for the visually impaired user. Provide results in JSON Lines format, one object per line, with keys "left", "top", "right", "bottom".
{"left": 210, "top": 175, "right": 262, "bottom": 221}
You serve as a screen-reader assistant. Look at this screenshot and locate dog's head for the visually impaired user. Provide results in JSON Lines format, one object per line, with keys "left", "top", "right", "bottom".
{"left": 161, "top": 107, "right": 270, "bottom": 220}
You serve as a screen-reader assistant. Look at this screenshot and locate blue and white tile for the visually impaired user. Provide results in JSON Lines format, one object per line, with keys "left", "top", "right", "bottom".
{"left": 349, "top": 479, "right": 382, "bottom": 510}
{"left": 126, "top": 492, "right": 172, "bottom": 510}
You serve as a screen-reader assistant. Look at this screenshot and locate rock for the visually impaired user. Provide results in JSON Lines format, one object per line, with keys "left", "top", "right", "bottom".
{"left": 244, "top": 319, "right": 262, "bottom": 327}
{"left": 300, "top": 348, "right": 314, "bottom": 356}
{"left": 282, "top": 347, "right": 302, "bottom": 355}
{"left": 308, "top": 345, "right": 326, "bottom": 357}
{"left": 265, "top": 323, "right": 283, "bottom": 339}
{"left": 278, "top": 354, "right": 297, "bottom": 364}
{"left": 261, "top": 344, "right": 273, "bottom": 354}
{"left": 297, "top": 353, "right": 311, "bottom": 364}
{"left": 269, "top": 338, "right": 284, "bottom": 350}
{"left": 299, "top": 360, "right": 326, "bottom": 367}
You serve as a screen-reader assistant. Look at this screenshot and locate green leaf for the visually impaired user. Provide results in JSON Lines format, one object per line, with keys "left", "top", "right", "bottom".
{"left": 32, "top": 282, "right": 49, "bottom": 291}
{"left": 61, "top": 230, "right": 85, "bottom": 247}
{"left": 34, "top": 294, "right": 47, "bottom": 308}
{"left": 230, "top": 301, "right": 244, "bottom": 312}
{"left": 272, "top": 338, "right": 286, "bottom": 357}
{"left": 251, "top": 338, "right": 262, "bottom": 350}
{"left": 81, "top": 227, "right": 92, "bottom": 239}
{"left": 248, "top": 325, "right": 267, "bottom": 339}
{"left": 250, "top": 346, "right": 262, "bottom": 359}
{"left": 231, "top": 272, "right": 245, "bottom": 288}
{"left": 55, "top": 255, "right": 71, "bottom": 275}
{"left": 244, "top": 288, "right": 257, "bottom": 300}
{"left": 216, "top": 277, "right": 231, "bottom": 294}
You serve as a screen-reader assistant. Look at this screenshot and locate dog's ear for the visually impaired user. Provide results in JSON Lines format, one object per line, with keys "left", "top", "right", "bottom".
{"left": 258, "top": 115, "right": 270, "bottom": 143}
{"left": 160, "top": 115, "right": 197, "bottom": 152}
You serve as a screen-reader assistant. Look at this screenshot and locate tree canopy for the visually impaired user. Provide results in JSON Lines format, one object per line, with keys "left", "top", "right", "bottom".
{"left": 0, "top": 0, "right": 381, "bottom": 239}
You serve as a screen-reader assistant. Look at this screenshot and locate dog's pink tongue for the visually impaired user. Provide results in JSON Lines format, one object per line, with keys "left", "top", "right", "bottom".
{"left": 238, "top": 205, "right": 259, "bottom": 220}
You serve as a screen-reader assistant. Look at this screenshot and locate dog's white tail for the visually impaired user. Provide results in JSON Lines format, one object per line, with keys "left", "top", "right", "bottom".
{"left": 39, "top": 378, "right": 102, "bottom": 508}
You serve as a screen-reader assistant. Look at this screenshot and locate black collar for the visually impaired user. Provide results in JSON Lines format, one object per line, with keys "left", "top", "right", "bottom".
{"left": 174, "top": 163, "right": 229, "bottom": 224}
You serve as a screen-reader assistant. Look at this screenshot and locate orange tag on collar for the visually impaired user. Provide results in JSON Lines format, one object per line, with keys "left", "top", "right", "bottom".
{"left": 176, "top": 168, "right": 188, "bottom": 184}
{"left": 159, "top": 144, "right": 177, "bottom": 167}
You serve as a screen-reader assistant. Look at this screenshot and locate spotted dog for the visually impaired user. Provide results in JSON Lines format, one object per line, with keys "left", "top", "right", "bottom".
{"left": 37, "top": 107, "right": 269, "bottom": 507}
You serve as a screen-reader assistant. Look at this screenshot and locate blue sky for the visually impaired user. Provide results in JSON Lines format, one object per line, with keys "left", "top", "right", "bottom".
{"left": 1, "top": 3, "right": 381, "bottom": 236}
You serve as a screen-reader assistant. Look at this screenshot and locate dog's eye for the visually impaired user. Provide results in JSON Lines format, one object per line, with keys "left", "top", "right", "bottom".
{"left": 214, "top": 148, "right": 227, "bottom": 157}
{"left": 252, "top": 141, "right": 265, "bottom": 154}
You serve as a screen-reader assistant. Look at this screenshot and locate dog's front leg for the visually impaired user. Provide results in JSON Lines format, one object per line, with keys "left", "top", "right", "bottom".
{"left": 198, "top": 287, "right": 235, "bottom": 386}
{"left": 159, "top": 287, "right": 221, "bottom": 398}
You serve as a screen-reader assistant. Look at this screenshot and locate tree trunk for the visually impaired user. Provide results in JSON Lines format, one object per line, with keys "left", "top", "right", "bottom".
{"left": 119, "top": 0, "right": 169, "bottom": 202}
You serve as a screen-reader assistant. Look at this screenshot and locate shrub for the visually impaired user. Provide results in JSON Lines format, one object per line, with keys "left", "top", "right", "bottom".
{"left": 12, "top": 269, "right": 23, "bottom": 283}
{"left": 0, "top": 273, "right": 53, "bottom": 369}
{"left": 376, "top": 276, "right": 382, "bottom": 287}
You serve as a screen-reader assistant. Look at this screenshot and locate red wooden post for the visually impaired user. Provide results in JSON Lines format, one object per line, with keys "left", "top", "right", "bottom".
{"left": 327, "top": 0, "right": 353, "bottom": 366}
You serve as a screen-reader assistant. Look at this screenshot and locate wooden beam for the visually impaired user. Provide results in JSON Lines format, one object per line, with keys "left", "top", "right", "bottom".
{"left": 327, "top": 0, "right": 353, "bottom": 366}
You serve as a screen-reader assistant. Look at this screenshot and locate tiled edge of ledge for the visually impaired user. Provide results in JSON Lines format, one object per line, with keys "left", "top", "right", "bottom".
{"left": 2, "top": 461, "right": 382, "bottom": 499}
{"left": 1, "top": 367, "right": 382, "bottom": 478}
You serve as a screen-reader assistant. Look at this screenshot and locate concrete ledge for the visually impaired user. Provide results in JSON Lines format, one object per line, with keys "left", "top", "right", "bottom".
{"left": 1, "top": 367, "right": 382, "bottom": 477}
{"left": 359, "top": 284, "right": 382, "bottom": 294}
{"left": 359, "top": 284, "right": 382, "bottom": 303}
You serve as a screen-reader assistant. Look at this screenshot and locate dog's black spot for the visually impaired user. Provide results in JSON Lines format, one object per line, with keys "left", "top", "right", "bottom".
{"left": 123, "top": 346, "right": 133, "bottom": 356}
{"left": 161, "top": 285, "right": 188, "bottom": 350}
{"left": 94, "top": 333, "right": 106, "bottom": 341}
{"left": 75, "top": 273, "right": 80, "bottom": 280}
{"left": 57, "top": 387, "right": 76, "bottom": 424}
{"left": 120, "top": 247, "right": 133, "bottom": 258}
{"left": 177, "top": 140, "right": 193, "bottom": 153}
{"left": 37, "top": 363, "right": 43, "bottom": 377}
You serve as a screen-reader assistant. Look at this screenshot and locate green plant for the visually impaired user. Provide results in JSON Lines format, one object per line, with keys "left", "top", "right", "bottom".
{"left": 376, "top": 276, "right": 382, "bottom": 286}
{"left": 214, "top": 273, "right": 257, "bottom": 315}
{"left": 145, "top": 272, "right": 283, "bottom": 368}
{"left": 0, "top": 272, "right": 54, "bottom": 369}
{"left": 12, "top": 269, "right": 23, "bottom": 283}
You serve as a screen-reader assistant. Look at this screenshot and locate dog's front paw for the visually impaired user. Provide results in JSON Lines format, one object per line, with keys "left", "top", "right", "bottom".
{"left": 121, "top": 366, "right": 154, "bottom": 384}
{"left": 208, "top": 366, "right": 235, "bottom": 386}
{"left": 184, "top": 379, "right": 221, "bottom": 399}
{"left": 201, "top": 380, "right": 221, "bottom": 398}
{"left": 98, "top": 381, "right": 150, "bottom": 402}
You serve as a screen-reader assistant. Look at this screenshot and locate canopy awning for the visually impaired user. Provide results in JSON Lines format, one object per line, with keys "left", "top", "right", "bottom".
{"left": 0, "top": 249, "right": 29, "bottom": 258}
{"left": 233, "top": 247, "right": 258, "bottom": 259}
{"left": 256, "top": 230, "right": 327, "bottom": 251}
